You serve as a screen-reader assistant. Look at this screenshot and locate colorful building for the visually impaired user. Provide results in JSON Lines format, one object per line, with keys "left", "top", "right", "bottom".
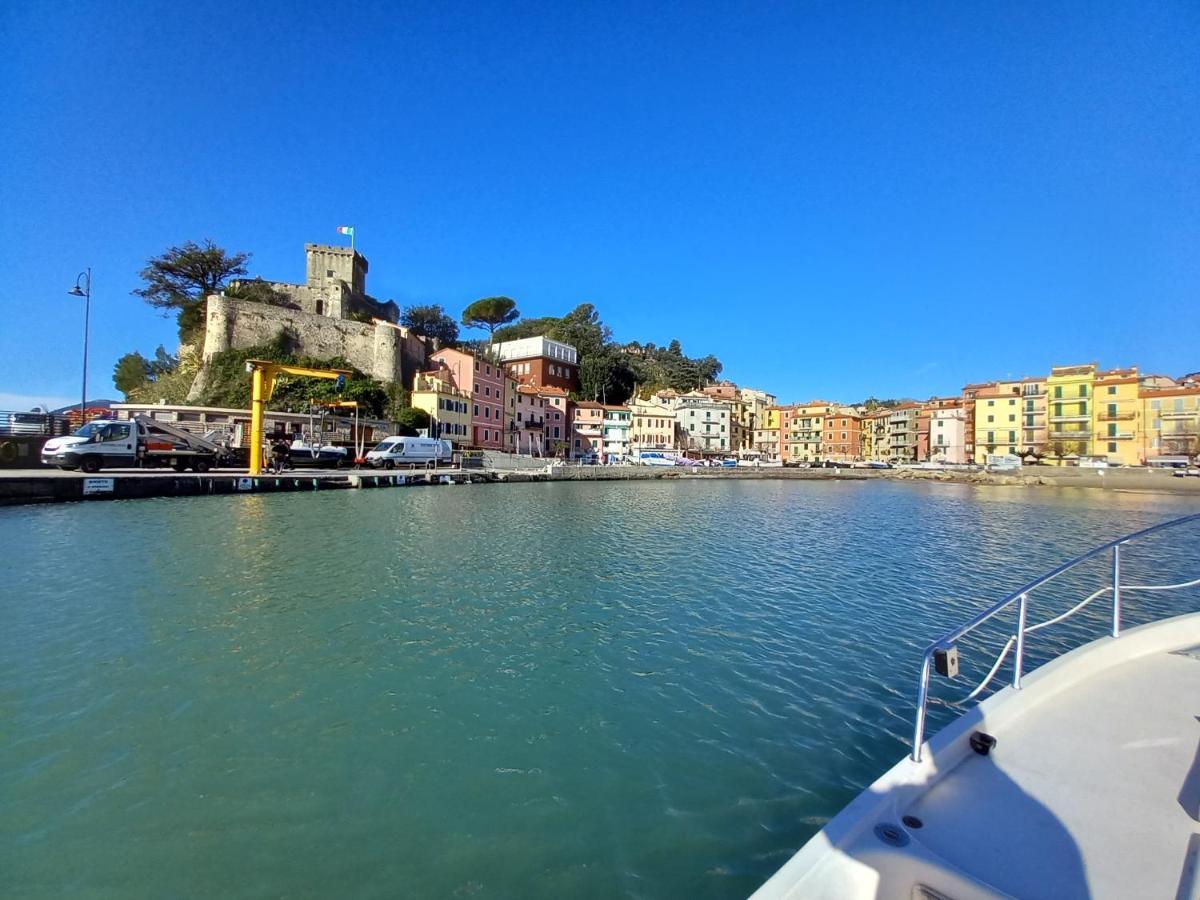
{"left": 1018, "top": 378, "right": 1048, "bottom": 459}
{"left": 972, "top": 381, "right": 1023, "bottom": 463}
{"left": 676, "top": 391, "right": 733, "bottom": 455}
{"left": 887, "top": 405, "right": 920, "bottom": 463}
{"left": 1045, "top": 364, "right": 1097, "bottom": 464}
{"left": 822, "top": 406, "right": 862, "bottom": 462}
{"left": 1091, "top": 368, "right": 1141, "bottom": 465}
{"left": 754, "top": 406, "right": 781, "bottom": 462}
{"left": 783, "top": 402, "right": 833, "bottom": 462}
{"left": 1142, "top": 382, "right": 1200, "bottom": 463}
{"left": 929, "top": 406, "right": 967, "bottom": 464}
{"left": 411, "top": 371, "right": 471, "bottom": 446}
{"left": 503, "top": 371, "right": 518, "bottom": 453}
{"left": 629, "top": 396, "right": 678, "bottom": 455}
{"left": 862, "top": 409, "right": 890, "bottom": 461}
{"left": 514, "top": 385, "right": 547, "bottom": 455}
{"left": 493, "top": 335, "right": 580, "bottom": 393}
{"left": 572, "top": 402, "right": 604, "bottom": 461}
{"left": 538, "top": 386, "right": 572, "bottom": 457}
{"left": 602, "top": 406, "right": 632, "bottom": 463}
{"left": 429, "top": 347, "right": 507, "bottom": 449}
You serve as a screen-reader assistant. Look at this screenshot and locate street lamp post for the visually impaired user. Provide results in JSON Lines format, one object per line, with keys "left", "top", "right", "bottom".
{"left": 68, "top": 269, "right": 92, "bottom": 425}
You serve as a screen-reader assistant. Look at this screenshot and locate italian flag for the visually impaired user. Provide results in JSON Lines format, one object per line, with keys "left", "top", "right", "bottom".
{"left": 336, "top": 225, "right": 354, "bottom": 236}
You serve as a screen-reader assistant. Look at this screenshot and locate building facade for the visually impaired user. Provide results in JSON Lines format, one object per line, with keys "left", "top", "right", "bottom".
{"left": 822, "top": 406, "right": 862, "bottom": 462}
{"left": 572, "top": 402, "right": 604, "bottom": 461}
{"left": 972, "top": 381, "right": 1023, "bottom": 463}
{"left": 1046, "top": 364, "right": 1097, "bottom": 464}
{"left": 629, "top": 396, "right": 678, "bottom": 455}
{"left": 1092, "top": 368, "right": 1141, "bottom": 465}
{"left": 602, "top": 406, "right": 632, "bottom": 463}
{"left": 1142, "top": 383, "right": 1200, "bottom": 463}
{"left": 929, "top": 406, "right": 967, "bottom": 464}
{"left": 429, "top": 347, "right": 507, "bottom": 449}
{"left": 493, "top": 336, "right": 580, "bottom": 393}
{"left": 754, "top": 406, "right": 781, "bottom": 462}
{"left": 411, "top": 372, "right": 471, "bottom": 446}
{"left": 513, "top": 386, "right": 547, "bottom": 455}
{"left": 887, "top": 406, "right": 920, "bottom": 463}
{"left": 783, "top": 402, "right": 833, "bottom": 462}
{"left": 676, "top": 392, "right": 733, "bottom": 454}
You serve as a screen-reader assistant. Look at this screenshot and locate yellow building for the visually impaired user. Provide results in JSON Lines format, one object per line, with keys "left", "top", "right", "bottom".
{"left": 1141, "top": 383, "right": 1200, "bottom": 463}
{"left": 1045, "top": 364, "right": 1097, "bottom": 464}
{"left": 783, "top": 402, "right": 833, "bottom": 462}
{"left": 1092, "top": 368, "right": 1141, "bottom": 465}
{"left": 972, "top": 380, "right": 1023, "bottom": 464}
{"left": 412, "top": 370, "right": 472, "bottom": 446}
{"left": 755, "top": 406, "right": 781, "bottom": 462}
{"left": 629, "top": 396, "right": 678, "bottom": 453}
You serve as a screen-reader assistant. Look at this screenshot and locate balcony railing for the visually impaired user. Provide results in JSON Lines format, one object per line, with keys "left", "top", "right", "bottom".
{"left": 1161, "top": 410, "right": 1200, "bottom": 421}
{"left": 1096, "top": 412, "right": 1137, "bottom": 421}
{"left": 1048, "top": 414, "right": 1090, "bottom": 423}
{"left": 1049, "top": 430, "right": 1093, "bottom": 439}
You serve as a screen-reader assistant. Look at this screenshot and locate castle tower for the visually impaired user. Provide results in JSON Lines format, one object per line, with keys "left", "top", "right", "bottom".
{"left": 304, "top": 243, "right": 368, "bottom": 299}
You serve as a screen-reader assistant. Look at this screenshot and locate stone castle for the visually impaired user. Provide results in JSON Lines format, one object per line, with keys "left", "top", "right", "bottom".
{"left": 187, "top": 243, "right": 427, "bottom": 400}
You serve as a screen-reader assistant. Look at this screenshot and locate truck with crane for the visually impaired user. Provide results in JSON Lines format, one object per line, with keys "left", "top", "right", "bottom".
{"left": 40, "top": 416, "right": 229, "bottom": 473}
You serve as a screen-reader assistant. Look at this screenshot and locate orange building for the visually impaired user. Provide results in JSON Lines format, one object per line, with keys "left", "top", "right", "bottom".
{"left": 822, "top": 407, "right": 862, "bottom": 462}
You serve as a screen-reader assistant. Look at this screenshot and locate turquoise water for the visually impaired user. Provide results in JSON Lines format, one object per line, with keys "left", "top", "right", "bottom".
{"left": 3, "top": 480, "right": 1198, "bottom": 898}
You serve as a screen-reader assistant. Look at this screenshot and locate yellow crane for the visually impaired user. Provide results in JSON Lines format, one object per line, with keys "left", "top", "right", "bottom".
{"left": 245, "top": 359, "right": 353, "bottom": 475}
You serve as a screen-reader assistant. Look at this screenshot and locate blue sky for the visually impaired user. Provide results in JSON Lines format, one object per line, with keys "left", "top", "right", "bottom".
{"left": 1, "top": 1, "right": 1196, "bottom": 410}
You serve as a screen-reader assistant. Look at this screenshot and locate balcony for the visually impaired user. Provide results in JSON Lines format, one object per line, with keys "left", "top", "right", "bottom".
{"left": 1160, "top": 410, "right": 1200, "bottom": 421}
{"left": 1096, "top": 412, "right": 1136, "bottom": 422}
{"left": 1048, "top": 414, "right": 1090, "bottom": 423}
{"left": 1103, "top": 432, "right": 1135, "bottom": 440}
{"left": 1049, "top": 430, "right": 1093, "bottom": 440}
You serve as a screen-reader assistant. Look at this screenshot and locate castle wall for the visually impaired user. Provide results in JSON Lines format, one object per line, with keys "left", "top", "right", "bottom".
{"left": 193, "top": 296, "right": 428, "bottom": 399}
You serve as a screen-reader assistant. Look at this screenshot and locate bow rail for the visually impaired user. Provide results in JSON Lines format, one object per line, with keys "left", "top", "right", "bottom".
{"left": 911, "top": 512, "right": 1200, "bottom": 762}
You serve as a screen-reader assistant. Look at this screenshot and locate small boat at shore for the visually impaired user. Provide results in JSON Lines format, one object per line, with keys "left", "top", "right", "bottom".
{"left": 751, "top": 513, "right": 1200, "bottom": 900}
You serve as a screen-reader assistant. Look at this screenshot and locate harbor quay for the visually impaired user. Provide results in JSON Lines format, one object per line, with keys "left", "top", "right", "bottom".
{"left": 1, "top": 460, "right": 1197, "bottom": 507}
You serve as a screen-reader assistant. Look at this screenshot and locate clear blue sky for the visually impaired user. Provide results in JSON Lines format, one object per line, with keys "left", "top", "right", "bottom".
{"left": 1, "top": 1, "right": 1196, "bottom": 410}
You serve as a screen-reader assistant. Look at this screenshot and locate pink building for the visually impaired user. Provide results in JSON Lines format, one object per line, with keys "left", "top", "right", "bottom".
{"left": 515, "top": 385, "right": 547, "bottom": 455}
{"left": 538, "top": 386, "right": 572, "bottom": 457}
{"left": 429, "top": 347, "right": 507, "bottom": 450}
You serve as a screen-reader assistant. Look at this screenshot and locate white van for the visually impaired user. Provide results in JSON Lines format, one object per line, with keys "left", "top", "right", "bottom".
{"left": 365, "top": 436, "right": 453, "bottom": 469}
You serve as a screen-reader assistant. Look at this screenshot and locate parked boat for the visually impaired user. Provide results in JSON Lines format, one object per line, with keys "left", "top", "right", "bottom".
{"left": 751, "top": 513, "right": 1200, "bottom": 900}
{"left": 636, "top": 451, "right": 681, "bottom": 467}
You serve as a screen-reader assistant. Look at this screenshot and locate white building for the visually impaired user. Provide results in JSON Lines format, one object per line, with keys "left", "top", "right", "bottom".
{"left": 675, "top": 391, "right": 733, "bottom": 454}
{"left": 930, "top": 407, "right": 968, "bottom": 464}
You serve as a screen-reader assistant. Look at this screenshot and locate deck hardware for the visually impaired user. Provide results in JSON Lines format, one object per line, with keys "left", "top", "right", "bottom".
{"left": 873, "top": 823, "right": 909, "bottom": 847}
{"left": 901, "top": 815, "right": 924, "bottom": 829}
{"left": 969, "top": 731, "right": 997, "bottom": 756}
{"left": 933, "top": 646, "right": 959, "bottom": 678}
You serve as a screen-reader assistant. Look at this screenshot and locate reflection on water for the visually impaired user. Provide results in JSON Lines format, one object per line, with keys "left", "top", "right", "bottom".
{"left": 1, "top": 481, "right": 1197, "bottom": 898}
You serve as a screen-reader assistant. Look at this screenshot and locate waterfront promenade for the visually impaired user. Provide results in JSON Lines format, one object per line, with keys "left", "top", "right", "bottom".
{"left": 1, "top": 463, "right": 1197, "bottom": 507}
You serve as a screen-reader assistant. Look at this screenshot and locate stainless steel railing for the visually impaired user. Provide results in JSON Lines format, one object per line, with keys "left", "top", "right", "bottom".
{"left": 911, "top": 512, "right": 1200, "bottom": 762}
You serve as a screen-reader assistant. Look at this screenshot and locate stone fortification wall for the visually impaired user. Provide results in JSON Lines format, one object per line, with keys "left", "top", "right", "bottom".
{"left": 190, "top": 295, "right": 427, "bottom": 399}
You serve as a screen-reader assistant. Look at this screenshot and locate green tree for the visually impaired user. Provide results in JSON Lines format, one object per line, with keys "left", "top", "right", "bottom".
{"left": 395, "top": 407, "right": 432, "bottom": 435}
{"left": 113, "top": 352, "right": 152, "bottom": 396}
{"left": 401, "top": 304, "right": 460, "bottom": 347}
{"left": 461, "top": 296, "right": 520, "bottom": 342}
{"left": 133, "top": 240, "right": 250, "bottom": 343}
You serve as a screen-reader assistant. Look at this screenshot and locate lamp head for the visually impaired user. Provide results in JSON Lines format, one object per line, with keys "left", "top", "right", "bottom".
{"left": 67, "top": 285, "right": 85, "bottom": 297}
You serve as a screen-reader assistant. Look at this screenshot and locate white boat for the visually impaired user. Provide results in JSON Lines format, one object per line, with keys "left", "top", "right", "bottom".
{"left": 752, "top": 513, "right": 1200, "bottom": 900}
{"left": 636, "top": 451, "right": 681, "bottom": 467}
